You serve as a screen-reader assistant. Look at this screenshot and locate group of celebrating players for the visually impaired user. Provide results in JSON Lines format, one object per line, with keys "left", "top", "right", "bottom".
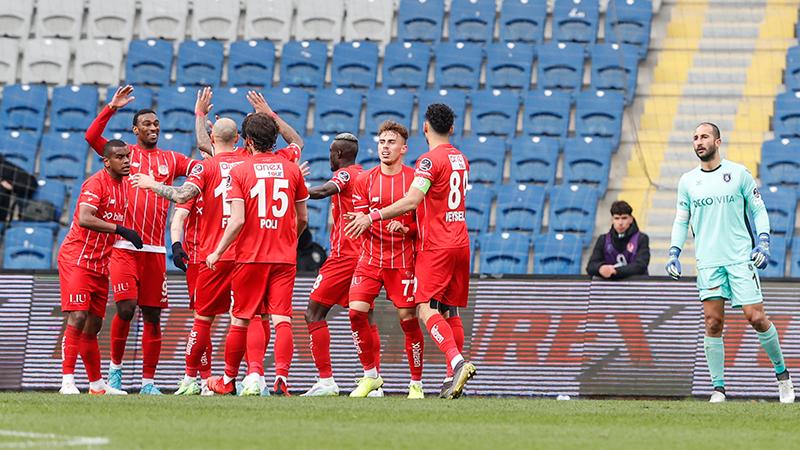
{"left": 57, "top": 85, "right": 476, "bottom": 399}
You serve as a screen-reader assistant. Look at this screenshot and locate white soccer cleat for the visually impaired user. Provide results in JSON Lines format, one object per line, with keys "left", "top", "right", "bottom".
{"left": 300, "top": 378, "right": 340, "bottom": 397}
{"left": 778, "top": 378, "right": 795, "bottom": 404}
{"left": 367, "top": 387, "right": 384, "bottom": 398}
{"left": 90, "top": 384, "right": 128, "bottom": 395}
{"left": 59, "top": 383, "right": 80, "bottom": 395}
{"left": 709, "top": 391, "right": 726, "bottom": 403}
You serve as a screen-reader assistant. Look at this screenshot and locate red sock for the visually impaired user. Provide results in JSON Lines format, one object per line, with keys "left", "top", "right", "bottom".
{"left": 348, "top": 310, "right": 375, "bottom": 371}
{"left": 307, "top": 321, "right": 333, "bottom": 378}
{"left": 185, "top": 319, "right": 212, "bottom": 377}
{"left": 110, "top": 314, "right": 130, "bottom": 365}
{"left": 142, "top": 321, "right": 162, "bottom": 380}
{"left": 61, "top": 324, "right": 81, "bottom": 375}
{"left": 224, "top": 324, "right": 248, "bottom": 379}
{"left": 78, "top": 332, "right": 102, "bottom": 383}
{"left": 371, "top": 324, "right": 381, "bottom": 373}
{"left": 274, "top": 321, "right": 293, "bottom": 378}
{"left": 246, "top": 318, "right": 266, "bottom": 376}
{"left": 425, "top": 314, "right": 461, "bottom": 369}
{"left": 401, "top": 318, "right": 424, "bottom": 381}
{"left": 199, "top": 337, "right": 212, "bottom": 379}
{"left": 446, "top": 316, "right": 464, "bottom": 377}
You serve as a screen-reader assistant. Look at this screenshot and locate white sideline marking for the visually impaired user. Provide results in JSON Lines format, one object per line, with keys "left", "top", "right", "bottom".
{"left": 0, "top": 430, "right": 109, "bottom": 448}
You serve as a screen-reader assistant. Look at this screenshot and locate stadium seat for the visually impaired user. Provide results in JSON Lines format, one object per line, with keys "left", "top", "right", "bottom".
{"left": 479, "top": 232, "right": 531, "bottom": 274}
{"left": 106, "top": 86, "right": 155, "bottom": 133}
{"left": 313, "top": 89, "right": 363, "bottom": 134}
{"left": 344, "top": 0, "right": 394, "bottom": 44}
{"left": 791, "top": 238, "right": 800, "bottom": 278}
{"left": 605, "top": 0, "right": 653, "bottom": 59}
{"left": 125, "top": 40, "right": 174, "bottom": 88}
{"left": 364, "top": 89, "right": 415, "bottom": 135}
{"left": 356, "top": 134, "right": 381, "bottom": 168}
{"left": 74, "top": 39, "right": 125, "bottom": 86}
{"left": 498, "top": 0, "right": 547, "bottom": 44}
{"left": 264, "top": 87, "right": 311, "bottom": 135}
{"left": 31, "top": 178, "right": 67, "bottom": 219}
{"left": 397, "top": 0, "right": 445, "bottom": 43}
{"left": 157, "top": 86, "right": 197, "bottom": 133}
{"left": 34, "top": 0, "right": 83, "bottom": 40}
{"left": 160, "top": 132, "right": 194, "bottom": 157}
{"left": 762, "top": 235, "right": 788, "bottom": 278}
{"left": 191, "top": 0, "right": 240, "bottom": 41}
{"left": 496, "top": 184, "right": 547, "bottom": 234}
{"left": 485, "top": 42, "right": 535, "bottom": 91}
{"left": 213, "top": 88, "right": 251, "bottom": 130}
{"left": 0, "top": 0, "right": 33, "bottom": 39}
{"left": 552, "top": 0, "right": 600, "bottom": 45}
{"left": 563, "top": 138, "right": 612, "bottom": 192}
{"left": 461, "top": 137, "right": 506, "bottom": 185}
{"left": 434, "top": 42, "right": 484, "bottom": 91}
{"left": 509, "top": 136, "right": 560, "bottom": 186}
{"left": 536, "top": 42, "right": 585, "bottom": 94}
{"left": 470, "top": 90, "right": 520, "bottom": 137}
{"left": 332, "top": 41, "right": 380, "bottom": 90}
{"left": 295, "top": 0, "right": 344, "bottom": 42}
{"left": 20, "top": 39, "right": 70, "bottom": 85}
{"left": 3, "top": 225, "right": 54, "bottom": 270}
{"left": 590, "top": 43, "right": 640, "bottom": 104}
{"left": 773, "top": 91, "right": 800, "bottom": 139}
{"left": 405, "top": 135, "right": 429, "bottom": 164}
{"left": 548, "top": 184, "right": 600, "bottom": 243}
{"left": 176, "top": 40, "right": 225, "bottom": 87}
{"left": 785, "top": 46, "right": 800, "bottom": 93}
{"left": 307, "top": 196, "right": 331, "bottom": 238}
{"left": 0, "top": 130, "right": 39, "bottom": 174}
{"left": 0, "top": 84, "right": 48, "bottom": 136}
{"left": 303, "top": 134, "right": 337, "bottom": 182}
{"left": 448, "top": 0, "right": 497, "bottom": 44}
{"left": 139, "top": 0, "right": 189, "bottom": 41}
{"left": 575, "top": 90, "right": 625, "bottom": 148}
{"left": 243, "top": 0, "right": 293, "bottom": 43}
{"left": 759, "top": 148, "right": 800, "bottom": 189}
{"left": 382, "top": 42, "right": 432, "bottom": 90}
{"left": 760, "top": 187, "right": 797, "bottom": 243}
{"left": 280, "top": 40, "right": 329, "bottom": 89}
{"left": 39, "top": 132, "right": 89, "bottom": 180}
{"left": 50, "top": 86, "right": 99, "bottom": 133}
{"left": 87, "top": 0, "right": 136, "bottom": 42}
{"left": 228, "top": 40, "right": 276, "bottom": 88}
{"left": 0, "top": 38, "right": 20, "bottom": 84}
{"left": 465, "top": 184, "right": 494, "bottom": 233}
{"left": 522, "top": 90, "right": 572, "bottom": 140}
{"left": 417, "top": 89, "right": 468, "bottom": 134}
{"left": 533, "top": 232, "right": 583, "bottom": 275}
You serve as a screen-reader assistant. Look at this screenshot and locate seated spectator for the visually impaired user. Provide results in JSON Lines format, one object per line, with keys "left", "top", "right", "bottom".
{"left": 586, "top": 200, "right": 650, "bottom": 279}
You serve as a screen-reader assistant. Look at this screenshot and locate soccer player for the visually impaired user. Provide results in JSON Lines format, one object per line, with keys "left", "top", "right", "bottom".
{"left": 58, "top": 140, "right": 142, "bottom": 395}
{"left": 204, "top": 113, "right": 309, "bottom": 396}
{"left": 85, "top": 85, "right": 207, "bottom": 395}
{"left": 666, "top": 122, "right": 795, "bottom": 403}
{"left": 300, "top": 134, "right": 366, "bottom": 397}
{"left": 346, "top": 121, "right": 426, "bottom": 399}
{"left": 345, "top": 103, "right": 476, "bottom": 400}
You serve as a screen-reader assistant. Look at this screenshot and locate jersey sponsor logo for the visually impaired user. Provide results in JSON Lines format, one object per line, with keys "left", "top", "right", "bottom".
{"left": 337, "top": 171, "right": 350, "bottom": 182}
{"left": 191, "top": 164, "right": 204, "bottom": 176}
{"left": 448, "top": 154, "right": 466, "bottom": 170}
{"left": 692, "top": 195, "right": 736, "bottom": 208}
{"left": 219, "top": 161, "right": 243, "bottom": 177}
{"left": 418, "top": 158, "right": 433, "bottom": 172}
{"left": 158, "top": 164, "right": 169, "bottom": 176}
{"left": 102, "top": 211, "right": 125, "bottom": 222}
{"left": 723, "top": 173, "right": 731, "bottom": 183}
{"left": 254, "top": 163, "right": 284, "bottom": 178}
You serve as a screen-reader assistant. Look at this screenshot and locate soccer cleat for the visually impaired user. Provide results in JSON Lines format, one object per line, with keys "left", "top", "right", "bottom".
{"left": 273, "top": 377, "right": 291, "bottom": 396}
{"left": 240, "top": 380, "right": 262, "bottom": 397}
{"left": 200, "top": 384, "right": 215, "bottom": 396}
{"left": 301, "top": 379, "right": 340, "bottom": 397}
{"left": 59, "top": 383, "right": 80, "bottom": 395}
{"left": 709, "top": 391, "right": 726, "bottom": 403}
{"left": 408, "top": 383, "right": 424, "bottom": 399}
{"left": 778, "top": 375, "right": 795, "bottom": 404}
{"left": 349, "top": 376, "right": 384, "bottom": 398}
{"left": 367, "top": 387, "right": 384, "bottom": 398}
{"left": 260, "top": 386, "right": 271, "bottom": 397}
{"left": 107, "top": 367, "right": 123, "bottom": 390}
{"left": 438, "top": 378, "right": 453, "bottom": 399}
{"left": 175, "top": 379, "right": 201, "bottom": 396}
{"left": 140, "top": 383, "right": 163, "bottom": 395}
{"left": 207, "top": 376, "right": 235, "bottom": 395}
{"left": 235, "top": 381, "right": 244, "bottom": 396}
{"left": 90, "top": 385, "right": 128, "bottom": 396}
{"left": 449, "top": 361, "right": 476, "bottom": 399}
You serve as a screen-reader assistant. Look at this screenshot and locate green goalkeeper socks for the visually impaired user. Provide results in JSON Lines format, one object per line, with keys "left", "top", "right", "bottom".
{"left": 757, "top": 324, "right": 787, "bottom": 375}
{"left": 704, "top": 336, "right": 725, "bottom": 388}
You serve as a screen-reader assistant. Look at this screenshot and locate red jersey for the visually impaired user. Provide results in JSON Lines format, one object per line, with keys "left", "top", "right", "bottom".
{"left": 328, "top": 164, "right": 364, "bottom": 258}
{"left": 86, "top": 106, "right": 197, "bottom": 252}
{"left": 175, "top": 195, "right": 202, "bottom": 264}
{"left": 227, "top": 152, "right": 310, "bottom": 264}
{"left": 412, "top": 144, "right": 470, "bottom": 251}
{"left": 353, "top": 165, "right": 416, "bottom": 268}
{"left": 59, "top": 168, "right": 126, "bottom": 275}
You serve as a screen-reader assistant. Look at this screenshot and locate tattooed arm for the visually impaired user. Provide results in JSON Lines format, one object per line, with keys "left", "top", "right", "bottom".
{"left": 129, "top": 173, "right": 201, "bottom": 203}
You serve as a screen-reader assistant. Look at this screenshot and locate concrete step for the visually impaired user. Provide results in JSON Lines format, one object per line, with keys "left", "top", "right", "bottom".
{"left": 702, "top": 25, "right": 762, "bottom": 39}
{"left": 677, "top": 100, "right": 740, "bottom": 115}
{"left": 686, "top": 70, "right": 748, "bottom": 84}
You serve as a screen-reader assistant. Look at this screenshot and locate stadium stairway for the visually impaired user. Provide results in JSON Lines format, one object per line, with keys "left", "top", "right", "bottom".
{"left": 610, "top": 0, "right": 799, "bottom": 276}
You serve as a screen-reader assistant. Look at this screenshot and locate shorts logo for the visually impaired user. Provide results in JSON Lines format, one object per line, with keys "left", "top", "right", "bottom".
{"left": 69, "top": 293, "right": 88, "bottom": 305}
{"left": 351, "top": 276, "right": 363, "bottom": 287}
{"left": 112, "top": 282, "right": 130, "bottom": 294}
{"left": 418, "top": 158, "right": 433, "bottom": 172}
{"left": 337, "top": 171, "right": 350, "bottom": 183}
{"left": 160, "top": 279, "right": 168, "bottom": 303}
{"left": 723, "top": 173, "right": 731, "bottom": 183}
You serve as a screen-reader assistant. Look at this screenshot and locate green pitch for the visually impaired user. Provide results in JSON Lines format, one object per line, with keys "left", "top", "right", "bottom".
{"left": 1, "top": 393, "right": 798, "bottom": 449}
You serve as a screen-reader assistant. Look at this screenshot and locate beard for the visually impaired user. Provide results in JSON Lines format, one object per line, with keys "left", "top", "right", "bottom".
{"left": 695, "top": 145, "right": 717, "bottom": 162}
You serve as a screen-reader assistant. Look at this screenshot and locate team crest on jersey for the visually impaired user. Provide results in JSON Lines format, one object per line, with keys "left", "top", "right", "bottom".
{"left": 723, "top": 173, "right": 731, "bottom": 183}
{"left": 191, "top": 164, "right": 204, "bottom": 176}
{"left": 627, "top": 242, "right": 635, "bottom": 252}
{"left": 337, "top": 171, "right": 350, "bottom": 182}
{"left": 753, "top": 187, "right": 761, "bottom": 198}
{"left": 254, "top": 163, "right": 284, "bottom": 178}
{"left": 158, "top": 164, "right": 169, "bottom": 175}
{"left": 448, "top": 154, "right": 466, "bottom": 170}
{"left": 418, "top": 158, "right": 433, "bottom": 171}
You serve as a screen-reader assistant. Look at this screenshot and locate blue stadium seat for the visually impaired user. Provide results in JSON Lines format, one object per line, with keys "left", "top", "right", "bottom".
{"left": 176, "top": 40, "right": 225, "bottom": 87}
{"left": 465, "top": 184, "right": 494, "bottom": 233}
{"left": 228, "top": 40, "right": 276, "bottom": 88}
{"left": 499, "top": 0, "right": 547, "bottom": 44}
{"left": 264, "top": 87, "right": 310, "bottom": 135}
{"left": 575, "top": 90, "right": 625, "bottom": 148}
{"left": 280, "top": 40, "right": 328, "bottom": 89}
{"left": 0, "top": 130, "right": 38, "bottom": 173}
{"left": 604, "top": 0, "right": 653, "bottom": 59}
{"left": 213, "top": 88, "right": 251, "bottom": 126}
{"left": 485, "top": 42, "right": 535, "bottom": 91}
{"left": 39, "top": 132, "right": 89, "bottom": 180}
{"left": 382, "top": 42, "right": 431, "bottom": 90}
{"left": 3, "top": 224, "right": 54, "bottom": 269}
{"left": 448, "top": 0, "right": 496, "bottom": 44}
{"left": 406, "top": 135, "right": 429, "bottom": 164}
{"left": 32, "top": 179, "right": 67, "bottom": 219}
{"left": 160, "top": 132, "right": 194, "bottom": 157}
{"left": 434, "top": 42, "right": 484, "bottom": 91}
{"left": 562, "top": 138, "right": 612, "bottom": 192}
{"left": 760, "top": 148, "right": 800, "bottom": 189}
{"left": 125, "top": 39, "right": 173, "bottom": 88}
{"left": 397, "top": 0, "right": 445, "bottom": 43}
{"left": 417, "top": 89, "right": 467, "bottom": 134}
{"left": 0, "top": 84, "right": 48, "bottom": 136}
{"left": 157, "top": 86, "right": 196, "bottom": 133}
{"left": 762, "top": 235, "right": 788, "bottom": 278}
{"left": 303, "top": 134, "right": 337, "bottom": 182}
{"left": 537, "top": 42, "right": 585, "bottom": 94}
{"left": 470, "top": 90, "right": 519, "bottom": 137}
{"left": 461, "top": 137, "right": 505, "bottom": 185}
{"left": 479, "top": 232, "right": 530, "bottom": 274}
{"left": 791, "top": 238, "right": 800, "bottom": 278}
{"left": 509, "top": 136, "right": 560, "bottom": 186}
{"left": 332, "top": 41, "right": 379, "bottom": 90}
{"left": 548, "top": 184, "right": 600, "bottom": 243}
{"left": 785, "top": 46, "right": 800, "bottom": 92}
{"left": 773, "top": 92, "right": 800, "bottom": 139}
{"left": 496, "top": 184, "right": 547, "bottom": 234}
{"left": 51, "top": 86, "right": 99, "bottom": 133}
{"left": 314, "top": 89, "right": 363, "bottom": 134}
{"left": 552, "top": 0, "right": 600, "bottom": 45}
{"left": 307, "top": 196, "right": 331, "bottom": 237}
{"left": 760, "top": 187, "right": 797, "bottom": 244}
{"left": 590, "top": 43, "right": 640, "bottom": 104}
{"left": 106, "top": 86, "right": 154, "bottom": 133}
{"left": 533, "top": 232, "right": 583, "bottom": 274}
{"left": 522, "top": 90, "right": 572, "bottom": 139}
{"left": 364, "top": 89, "right": 415, "bottom": 135}
{"left": 55, "top": 226, "right": 69, "bottom": 258}
{"left": 356, "top": 134, "right": 380, "bottom": 168}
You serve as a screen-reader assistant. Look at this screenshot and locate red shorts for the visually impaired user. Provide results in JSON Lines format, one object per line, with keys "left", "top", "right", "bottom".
{"left": 185, "top": 262, "right": 201, "bottom": 309}
{"left": 231, "top": 263, "right": 296, "bottom": 319}
{"left": 110, "top": 248, "right": 168, "bottom": 308}
{"left": 195, "top": 261, "right": 235, "bottom": 317}
{"left": 58, "top": 260, "right": 109, "bottom": 318}
{"left": 349, "top": 263, "right": 416, "bottom": 309}
{"left": 414, "top": 247, "right": 470, "bottom": 307}
{"left": 309, "top": 256, "right": 358, "bottom": 308}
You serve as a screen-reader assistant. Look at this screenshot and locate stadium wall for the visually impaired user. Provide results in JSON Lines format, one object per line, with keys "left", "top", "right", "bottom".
{"left": 1, "top": 274, "right": 798, "bottom": 398}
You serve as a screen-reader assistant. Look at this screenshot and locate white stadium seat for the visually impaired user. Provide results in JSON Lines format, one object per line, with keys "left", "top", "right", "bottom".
{"left": 74, "top": 39, "right": 124, "bottom": 85}
{"left": 87, "top": 0, "right": 137, "bottom": 42}
{"left": 344, "top": 0, "right": 394, "bottom": 44}
{"left": 191, "top": 0, "right": 241, "bottom": 41}
{"left": 0, "top": 39, "right": 20, "bottom": 84}
{"left": 21, "top": 38, "right": 70, "bottom": 84}
{"left": 0, "top": 0, "right": 34, "bottom": 39}
{"left": 34, "top": 0, "right": 84, "bottom": 40}
{"left": 294, "top": 0, "right": 344, "bottom": 42}
{"left": 139, "top": 0, "right": 189, "bottom": 40}
{"left": 244, "top": 0, "right": 294, "bottom": 43}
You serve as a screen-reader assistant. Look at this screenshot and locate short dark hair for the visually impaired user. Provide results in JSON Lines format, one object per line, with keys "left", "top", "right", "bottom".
{"left": 243, "top": 112, "right": 278, "bottom": 153}
{"left": 697, "top": 122, "right": 721, "bottom": 140}
{"left": 103, "top": 139, "right": 127, "bottom": 157}
{"left": 132, "top": 108, "right": 157, "bottom": 126}
{"left": 241, "top": 113, "right": 253, "bottom": 140}
{"left": 378, "top": 120, "right": 409, "bottom": 142}
{"left": 424, "top": 103, "right": 455, "bottom": 135}
{"left": 610, "top": 200, "right": 633, "bottom": 216}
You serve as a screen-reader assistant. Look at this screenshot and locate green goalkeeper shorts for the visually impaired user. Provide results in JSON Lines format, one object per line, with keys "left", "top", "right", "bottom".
{"left": 697, "top": 261, "right": 763, "bottom": 308}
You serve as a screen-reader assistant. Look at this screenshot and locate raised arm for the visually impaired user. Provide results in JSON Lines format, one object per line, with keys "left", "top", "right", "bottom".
{"left": 195, "top": 87, "right": 214, "bottom": 158}
{"left": 86, "top": 86, "right": 136, "bottom": 155}
{"left": 247, "top": 91, "right": 304, "bottom": 148}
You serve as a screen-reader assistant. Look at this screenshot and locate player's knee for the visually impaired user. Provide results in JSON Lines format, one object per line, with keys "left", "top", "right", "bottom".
{"left": 140, "top": 307, "right": 161, "bottom": 324}
{"left": 397, "top": 308, "right": 415, "bottom": 321}
{"left": 704, "top": 315, "right": 724, "bottom": 335}
{"left": 746, "top": 312, "right": 770, "bottom": 332}
{"left": 86, "top": 315, "right": 103, "bottom": 335}
{"left": 68, "top": 311, "right": 88, "bottom": 329}
{"left": 116, "top": 301, "right": 136, "bottom": 321}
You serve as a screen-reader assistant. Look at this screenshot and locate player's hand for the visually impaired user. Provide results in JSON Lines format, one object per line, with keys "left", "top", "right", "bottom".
{"left": 598, "top": 265, "right": 616, "bottom": 278}
{"left": 386, "top": 220, "right": 408, "bottom": 234}
{"left": 129, "top": 173, "right": 157, "bottom": 190}
{"left": 171, "top": 242, "right": 188, "bottom": 272}
{"left": 206, "top": 252, "right": 220, "bottom": 271}
{"left": 344, "top": 213, "right": 372, "bottom": 239}
{"left": 115, "top": 225, "right": 143, "bottom": 249}
{"left": 665, "top": 246, "right": 682, "bottom": 280}
{"left": 195, "top": 87, "right": 213, "bottom": 116}
{"left": 298, "top": 161, "right": 311, "bottom": 178}
{"left": 246, "top": 91, "right": 273, "bottom": 115}
{"left": 751, "top": 233, "right": 770, "bottom": 270}
{"left": 109, "top": 85, "right": 135, "bottom": 110}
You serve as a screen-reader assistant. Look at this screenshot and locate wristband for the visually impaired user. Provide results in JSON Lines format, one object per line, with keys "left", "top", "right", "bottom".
{"left": 369, "top": 210, "right": 382, "bottom": 223}
{"left": 195, "top": 110, "right": 207, "bottom": 117}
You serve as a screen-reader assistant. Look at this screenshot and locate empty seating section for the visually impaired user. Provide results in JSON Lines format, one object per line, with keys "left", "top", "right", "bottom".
{"left": 176, "top": 40, "right": 225, "bottom": 87}
{"left": 332, "top": 41, "right": 380, "bottom": 90}
{"left": 228, "top": 40, "right": 276, "bottom": 88}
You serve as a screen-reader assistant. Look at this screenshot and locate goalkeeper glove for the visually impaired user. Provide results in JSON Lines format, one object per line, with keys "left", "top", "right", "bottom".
{"left": 750, "top": 233, "right": 770, "bottom": 270}
{"left": 665, "top": 246, "right": 682, "bottom": 280}
{"left": 171, "top": 242, "right": 189, "bottom": 272}
{"left": 115, "top": 225, "right": 143, "bottom": 249}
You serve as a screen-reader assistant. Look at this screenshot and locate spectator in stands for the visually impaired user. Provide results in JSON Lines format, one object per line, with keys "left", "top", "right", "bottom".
{"left": 0, "top": 155, "right": 38, "bottom": 223}
{"left": 586, "top": 200, "right": 650, "bottom": 280}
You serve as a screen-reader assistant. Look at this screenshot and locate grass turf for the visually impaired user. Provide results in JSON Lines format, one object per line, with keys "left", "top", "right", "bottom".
{"left": 1, "top": 393, "right": 799, "bottom": 449}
